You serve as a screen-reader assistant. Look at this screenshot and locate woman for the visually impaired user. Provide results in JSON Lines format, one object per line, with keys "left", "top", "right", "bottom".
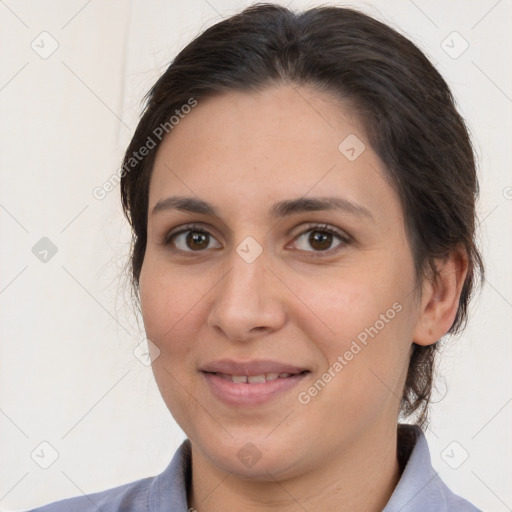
{"left": 29, "top": 3, "right": 484, "bottom": 511}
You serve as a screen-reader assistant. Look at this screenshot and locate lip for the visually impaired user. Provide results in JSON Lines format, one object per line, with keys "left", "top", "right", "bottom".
{"left": 200, "top": 359, "right": 310, "bottom": 407}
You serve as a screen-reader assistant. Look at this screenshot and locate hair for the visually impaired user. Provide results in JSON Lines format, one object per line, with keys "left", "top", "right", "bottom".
{"left": 120, "top": 3, "right": 484, "bottom": 430}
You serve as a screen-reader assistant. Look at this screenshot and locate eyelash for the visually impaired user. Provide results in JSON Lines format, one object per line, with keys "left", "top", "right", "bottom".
{"left": 163, "top": 223, "right": 351, "bottom": 258}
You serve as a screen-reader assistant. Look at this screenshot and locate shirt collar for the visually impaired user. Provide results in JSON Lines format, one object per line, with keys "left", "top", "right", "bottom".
{"left": 148, "top": 436, "right": 191, "bottom": 511}
{"left": 146, "top": 424, "right": 470, "bottom": 512}
{"left": 383, "top": 424, "right": 445, "bottom": 511}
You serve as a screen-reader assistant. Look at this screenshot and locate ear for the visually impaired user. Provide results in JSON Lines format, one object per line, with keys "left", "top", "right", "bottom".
{"left": 412, "top": 247, "right": 469, "bottom": 346}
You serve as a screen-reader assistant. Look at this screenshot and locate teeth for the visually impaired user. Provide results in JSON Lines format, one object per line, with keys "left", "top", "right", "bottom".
{"left": 218, "top": 372, "right": 297, "bottom": 383}
{"left": 247, "top": 375, "right": 266, "bottom": 383}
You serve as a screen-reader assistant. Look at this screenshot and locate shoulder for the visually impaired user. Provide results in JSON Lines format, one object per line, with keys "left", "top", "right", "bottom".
{"left": 384, "top": 424, "right": 483, "bottom": 512}
{"left": 26, "top": 439, "right": 192, "bottom": 512}
{"left": 26, "top": 475, "right": 154, "bottom": 512}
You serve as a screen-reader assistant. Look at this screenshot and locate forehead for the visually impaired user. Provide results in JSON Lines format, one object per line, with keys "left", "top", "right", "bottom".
{"left": 148, "top": 84, "right": 401, "bottom": 225}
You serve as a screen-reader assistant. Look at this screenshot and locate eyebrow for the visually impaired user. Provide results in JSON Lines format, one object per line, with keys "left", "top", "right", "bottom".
{"left": 152, "top": 195, "right": 374, "bottom": 221}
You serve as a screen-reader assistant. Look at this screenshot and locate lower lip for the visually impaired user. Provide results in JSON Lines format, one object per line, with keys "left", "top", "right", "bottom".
{"left": 202, "top": 372, "right": 309, "bottom": 407}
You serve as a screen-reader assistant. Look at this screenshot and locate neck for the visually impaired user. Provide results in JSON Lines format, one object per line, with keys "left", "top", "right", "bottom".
{"left": 188, "top": 421, "right": 402, "bottom": 512}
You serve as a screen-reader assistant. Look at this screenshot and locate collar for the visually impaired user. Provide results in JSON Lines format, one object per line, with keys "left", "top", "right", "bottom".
{"left": 147, "top": 424, "right": 480, "bottom": 511}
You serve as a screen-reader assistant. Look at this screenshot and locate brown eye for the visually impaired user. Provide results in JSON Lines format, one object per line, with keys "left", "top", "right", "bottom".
{"left": 308, "top": 231, "right": 333, "bottom": 251}
{"left": 165, "top": 226, "right": 221, "bottom": 253}
{"left": 185, "top": 231, "right": 209, "bottom": 250}
{"left": 292, "top": 224, "right": 349, "bottom": 255}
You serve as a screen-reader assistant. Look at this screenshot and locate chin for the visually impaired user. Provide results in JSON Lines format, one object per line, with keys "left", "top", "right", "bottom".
{"left": 194, "top": 433, "right": 307, "bottom": 480}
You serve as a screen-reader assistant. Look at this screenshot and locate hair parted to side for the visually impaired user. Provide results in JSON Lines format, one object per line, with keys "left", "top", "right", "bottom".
{"left": 120, "top": 3, "right": 484, "bottom": 429}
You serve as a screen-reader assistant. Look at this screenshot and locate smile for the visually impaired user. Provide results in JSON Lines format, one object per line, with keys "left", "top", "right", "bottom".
{"left": 209, "top": 371, "right": 299, "bottom": 383}
{"left": 201, "top": 369, "right": 310, "bottom": 407}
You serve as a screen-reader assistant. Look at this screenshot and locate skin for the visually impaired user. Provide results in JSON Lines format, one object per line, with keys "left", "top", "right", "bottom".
{"left": 139, "top": 84, "right": 468, "bottom": 511}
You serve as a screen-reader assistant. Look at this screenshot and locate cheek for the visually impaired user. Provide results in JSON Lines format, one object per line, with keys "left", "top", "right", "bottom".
{"left": 293, "top": 266, "right": 406, "bottom": 352}
{"left": 139, "top": 260, "right": 208, "bottom": 431}
{"left": 294, "top": 259, "right": 415, "bottom": 414}
{"left": 139, "top": 258, "right": 203, "bottom": 357}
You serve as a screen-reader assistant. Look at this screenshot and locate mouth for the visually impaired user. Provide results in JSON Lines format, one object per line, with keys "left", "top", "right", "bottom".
{"left": 199, "top": 359, "right": 311, "bottom": 406}
{"left": 199, "top": 358, "right": 309, "bottom": 376}
{"left": 203, "top": 370, "right": 309, "bottom": 384}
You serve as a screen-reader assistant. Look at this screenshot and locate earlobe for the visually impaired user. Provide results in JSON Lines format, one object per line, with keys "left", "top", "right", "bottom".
{"left": 412, "top": 248, "right": 469, "bottom": 346}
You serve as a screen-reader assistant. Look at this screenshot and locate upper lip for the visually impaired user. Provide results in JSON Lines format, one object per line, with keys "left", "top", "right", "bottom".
{"left": 200, "top": 359, "right": 309, "bottom": 376}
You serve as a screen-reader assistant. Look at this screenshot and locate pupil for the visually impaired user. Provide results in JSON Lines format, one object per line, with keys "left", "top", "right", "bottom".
{"left": 187, "top": 231, "right": 208, "bottom": 250}
{"left": 310, "top": 231, "right": 331, "bottom": 250}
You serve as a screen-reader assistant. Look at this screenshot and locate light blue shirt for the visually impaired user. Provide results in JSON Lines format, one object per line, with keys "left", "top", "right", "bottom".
{"left": 26, "top": 425, "right": 482, "bottom": 511}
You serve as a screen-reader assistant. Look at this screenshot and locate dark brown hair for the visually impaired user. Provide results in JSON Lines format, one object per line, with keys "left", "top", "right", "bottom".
{"left": 120, "top": 3, "right": 483, "bottom": 429}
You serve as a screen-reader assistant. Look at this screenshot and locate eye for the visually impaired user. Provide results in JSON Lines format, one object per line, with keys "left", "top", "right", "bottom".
{"left": 164, "top": 224, "right": 221, "bottom": 253}
{"left": 290, "top": 224, "right": 350, "bottom": 256}
{"left": 163, "top": 222, "right": 350, "bottom": 257}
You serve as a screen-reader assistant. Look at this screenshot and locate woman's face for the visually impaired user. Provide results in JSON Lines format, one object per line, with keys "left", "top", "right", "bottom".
{"left": 139, "top": 84, "right": 422, "bottom": 479}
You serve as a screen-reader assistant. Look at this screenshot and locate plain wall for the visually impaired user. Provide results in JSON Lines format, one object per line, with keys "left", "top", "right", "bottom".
{"left": 0, "top": 0, "right": 511, "bottom": 510}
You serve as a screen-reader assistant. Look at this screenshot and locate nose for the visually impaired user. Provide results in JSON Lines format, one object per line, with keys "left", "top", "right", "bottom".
{"left": 206, "top": 245, "right": 287, "bottom": 342}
